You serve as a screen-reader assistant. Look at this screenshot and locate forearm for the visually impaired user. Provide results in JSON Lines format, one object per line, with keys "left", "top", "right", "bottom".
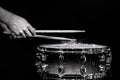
{"left": 0, "top": 7, "right": 13, "bottom": 23}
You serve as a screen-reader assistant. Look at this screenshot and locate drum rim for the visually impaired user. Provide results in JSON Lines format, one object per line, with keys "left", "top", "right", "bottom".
{"left": 40, "top": 72, "right": 106, "bottom": 79}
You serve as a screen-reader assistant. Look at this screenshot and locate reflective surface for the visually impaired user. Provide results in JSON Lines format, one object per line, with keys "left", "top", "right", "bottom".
{"left": 36, "top": 43, "right": 112, "bottom": 80}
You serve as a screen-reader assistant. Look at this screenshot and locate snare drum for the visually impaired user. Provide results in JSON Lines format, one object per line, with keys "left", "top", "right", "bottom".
{"left": 35, "top": 43, "right": 112, "bottom": 80}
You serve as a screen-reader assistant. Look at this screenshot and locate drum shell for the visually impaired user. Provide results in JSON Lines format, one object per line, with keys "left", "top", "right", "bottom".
{"left": 36, "top": 44, "right": 112, "bottom": 79}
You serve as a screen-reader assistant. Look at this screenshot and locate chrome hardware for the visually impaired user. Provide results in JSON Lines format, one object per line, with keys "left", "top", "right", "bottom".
{"left": 94, "top": 73, "right": 101, "bottom": 79}
{"left": 36, "top": 53, "right": 42, "bottom": 56}
{"left": 35, "top": 61, "right": 42, "bottom": 72}
{"left": 40, "top": 48, "right": 45, "bottom": 52}
{"left": 85, "top": 74, "right": 93, "bottom": 79}
{"left": 36, "top": 53, "right": 47, "bottom": 61}
{"left": 80, "top": 65, "right": 86, "bottom": 75}
{"left": 80, "top": 55, "right": 86, "bottom": 64}
{"left": 105, "top": 51, "right": 112, "bottom": 70}
{"left": 58, "top": 65, "right": 64, "bottom": 74}
{"left": 99, "top": 65, "right": 105, "bottom": 72}
{"left": 35, "top": 61, "right": 42, "bottom": 66}
{"left": 94, "top": 72, "right": 106, "bottom": 79}
{"left": 41, "top": 54, "right": 47, "bottom": 61}
{"left": 99, "top": 54, "right": 105, "bottom": 62}
{"left": 42, "top": 64, "right": 48, "bottom": 72}
{"left": 36, "top": 56, "right": 41, "bottom": 59}
{"left": 59, "top": 54, "right": 64, "bottom": 62}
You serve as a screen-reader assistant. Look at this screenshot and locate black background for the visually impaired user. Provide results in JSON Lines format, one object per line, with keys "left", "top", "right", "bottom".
{"left": 0, "top": 0, "right": 115, "bottom": 80}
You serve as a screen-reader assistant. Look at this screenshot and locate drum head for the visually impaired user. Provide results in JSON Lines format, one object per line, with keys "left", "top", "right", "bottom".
{"left": 40, "top": 43, "right": 106, "bottom": 49}
{"left": 38, "top": 43, "right": 108, "bottom": 54}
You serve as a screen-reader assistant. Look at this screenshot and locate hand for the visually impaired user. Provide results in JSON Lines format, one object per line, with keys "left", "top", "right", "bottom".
{"left": 4, "top": 14, "right": 35, "bottom": 38}
{"left": 0, "top": 7, "right": 35, "bottom": 38}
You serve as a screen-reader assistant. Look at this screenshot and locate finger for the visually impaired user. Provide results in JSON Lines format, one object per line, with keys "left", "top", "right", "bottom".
{"left": 11, "top": 33, "right": 24, "bottom": 39}
{"left": 16, "top": 35, "right": 23, "bottom": 39}
{"left": 0, "top": 22, "right": 17, "bottom": 39}
{"left": 10, "top": 33, "right": 17, "bottom": 39}
{"left": 7, "top": 25, "right": 21, "bottom": 39}
{"left": 23, "top": 28, "right": 32, "bottom": 37}
{"left": 19, "top": 30, "right": 26, "bottom": 38}
{"left": 27, "top": 25, "right": 36, "bottom": 36}
{"left": 0, "top": 22, "right": 11, "bottom": 34}
{"left": 9, "top": 25, "right": 20, "bottom": 36}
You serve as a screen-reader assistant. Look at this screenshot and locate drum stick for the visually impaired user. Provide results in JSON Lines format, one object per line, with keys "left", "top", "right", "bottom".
{"left": 34, "top": 34, "right": 76, "bottom": 41}
{"left": 3, "top": 31, "right": 75, "bottom": 41}
{"left": 35, "top": 30, "right": 85, "bottom": 33}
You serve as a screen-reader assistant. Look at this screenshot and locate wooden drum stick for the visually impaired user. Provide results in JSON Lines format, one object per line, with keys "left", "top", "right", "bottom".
{"left": 35, "top": 30, "right": 85, "bottom": 33}
{"left": 34, "top": 34, "right": 76, "bottom": 41}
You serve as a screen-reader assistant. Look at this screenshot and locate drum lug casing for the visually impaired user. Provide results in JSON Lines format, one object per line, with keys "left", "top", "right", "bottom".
{"left": 58, "top": 65, "right": 65, "bottom": 74}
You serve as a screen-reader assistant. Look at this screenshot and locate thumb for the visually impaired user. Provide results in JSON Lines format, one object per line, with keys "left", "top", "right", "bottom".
{"left": 0, "top": 22, "right": 11, "bottom": 34}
